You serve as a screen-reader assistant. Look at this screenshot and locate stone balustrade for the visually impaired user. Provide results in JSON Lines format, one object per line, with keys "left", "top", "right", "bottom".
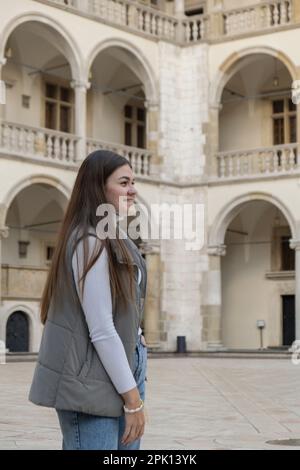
{"left": 223, "top": 0, "right": 292, "bottom": 37}
{"left": 87, "top": 137, "right": 152, "bottom": 176}
{"left": 37, "top": 0, "right": 296, "bottom": 44}
{"left": 216, "top": 143, "right": 299, "bottom": 180}
{"left": 0, "top": 121, "right": 78, "bottom": 166}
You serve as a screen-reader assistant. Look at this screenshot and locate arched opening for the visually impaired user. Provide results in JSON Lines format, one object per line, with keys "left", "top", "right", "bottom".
{"left": 221, "top": 200, "right": 296, "bottom": 349}
{"left": 1, "top": 19, "right": 80, "bottom": 161}
{"left": 6, "top": 311, "right": 29, "bottom": 352}
{"left": 86, "top": 43, "right": 157, "bottom": 175}
{"left": 216, "top": 52, "right": 297, "bottom": 178}
{"left": 2, "top": 20, "right": 77, "bottom": 127}
{"left": 87, "top": 46, "right": 149, "bottom": 146}
{"left": 2, "top": 182, "right": 68, "bottom": 300}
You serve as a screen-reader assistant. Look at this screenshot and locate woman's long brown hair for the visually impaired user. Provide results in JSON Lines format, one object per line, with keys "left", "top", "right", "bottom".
{"left": 40, "top": 150, "right": 136, "bottom": 324}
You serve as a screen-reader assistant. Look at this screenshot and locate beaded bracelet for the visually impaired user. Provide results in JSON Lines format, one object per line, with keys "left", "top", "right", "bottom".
{"left": 123, "top": 399, "right": 144, "bottom": 414}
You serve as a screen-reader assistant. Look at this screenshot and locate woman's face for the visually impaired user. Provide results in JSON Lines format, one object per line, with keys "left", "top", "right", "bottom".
{"left": 105, "top": 164, "right": 137, "bottom": 215}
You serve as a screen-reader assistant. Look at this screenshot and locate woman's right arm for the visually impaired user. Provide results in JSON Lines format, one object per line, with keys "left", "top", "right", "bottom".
{"left": 121, "top": 387, "right": 141, "bottom": 408}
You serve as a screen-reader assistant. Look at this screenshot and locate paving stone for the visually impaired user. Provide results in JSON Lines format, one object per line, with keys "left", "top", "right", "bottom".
{"left": 1, "top": 358, "right": 300, "bottom": 449}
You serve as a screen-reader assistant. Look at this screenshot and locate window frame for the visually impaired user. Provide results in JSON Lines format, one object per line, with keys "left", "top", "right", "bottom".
{"left": 271, "top": 226, "right": 295, "bottom": 272}
{"left": 43, "top": 76, "right": 74, "bottom": 134}
{"left": 271, "top": 97, "right": 297, "bottom": 145}
{"left": 124, "top": 102, "right": 146, "bottom": 149}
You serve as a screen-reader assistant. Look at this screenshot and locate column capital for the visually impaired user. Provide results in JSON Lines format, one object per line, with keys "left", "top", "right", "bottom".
{"left": 0, "top": 225, "right": 9, "bottom": 239}
{"left": 207, "top": 244, "right": 226, "bottom": 256}
{"left": 70, "top": 79, "right": 91, "bottom": 91}
{"left": 174, "top": 0, "right": 185, "bottom": 15}
{"left": 138, "top": 241, "right": 160, "bottom": 255}
{"left": 210, "top": 102, "right": 223, "bottom": 111}
{"left": 144, "top": 100, "right": 159, "bottom": 111}
{"left": 290, "top": 239, "right": 300, "bottom": 250}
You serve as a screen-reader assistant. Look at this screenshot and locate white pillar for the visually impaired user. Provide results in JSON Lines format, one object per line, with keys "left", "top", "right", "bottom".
{"left": 174, "top": 0, "right": 185, "bottom": 14}
{"left": 0, "top": 226, "right": 9, "bottom": 306}
{"left": 174, "top": 0, "right": 186, "bottom": 42}
{"left": 75, "top": 0, "right": 89, "bottom": 10}
{"left": 145, "top": 100, "right": 160, "bottom": 178}
{"left": 0, "top": 57, "right": 7, "bottom": 119}
{"left": 70, "top": 80, "right": 90, "bottom": 161}
{"left": 140, "top": 243, "right": 161, "bottom": 349}
{"left": 290, "top": 239, "right": 300, "bottom": 340}
{"left": 205, "top": 244, "right": 227, "bottom": 350}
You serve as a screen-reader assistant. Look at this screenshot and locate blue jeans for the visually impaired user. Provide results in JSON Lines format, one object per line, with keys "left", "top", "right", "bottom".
{"left": 56, "top": 335, "right": 147, "bottom": 450}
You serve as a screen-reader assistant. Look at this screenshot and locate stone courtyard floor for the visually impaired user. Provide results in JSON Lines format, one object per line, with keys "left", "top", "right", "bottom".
{"left": 1, "top": 357, "right": 300, "bottom": 450}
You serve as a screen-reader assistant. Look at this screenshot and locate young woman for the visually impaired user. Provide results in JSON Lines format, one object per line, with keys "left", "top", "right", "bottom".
{"left": 29, "top": 150, "right": 148, "bottom": 450}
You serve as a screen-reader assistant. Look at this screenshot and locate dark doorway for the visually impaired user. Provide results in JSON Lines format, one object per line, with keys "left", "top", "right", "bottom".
{"left": 6, "top": 311, "right": 29, "bottom": 352}
{"left": 282, "top": 295, "right": 295, "bottom": 346}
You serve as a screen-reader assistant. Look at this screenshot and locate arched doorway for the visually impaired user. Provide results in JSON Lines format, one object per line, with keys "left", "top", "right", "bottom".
{"left": 221, "top": 200, "right": 296, "bottom": 349}
{"left": 0, "top": 180, "right": 69, "bottom": 354}
{"left": 3, "top": 181, "right": 67, "bottom": 270}
{"left": 6, "top": 311, "right": 29, "bottom": 352}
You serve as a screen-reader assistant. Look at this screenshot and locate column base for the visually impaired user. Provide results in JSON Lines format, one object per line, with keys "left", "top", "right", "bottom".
{"left": 206, "top": 341, "right": 227, "bottom": 351}
{"left": 146, "top": 341, "right": 161, "bottom": 351}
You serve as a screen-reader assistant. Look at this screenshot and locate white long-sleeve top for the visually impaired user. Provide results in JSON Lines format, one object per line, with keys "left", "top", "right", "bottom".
{"left": 72, "top": 233, "right": 142, "bottom": 394}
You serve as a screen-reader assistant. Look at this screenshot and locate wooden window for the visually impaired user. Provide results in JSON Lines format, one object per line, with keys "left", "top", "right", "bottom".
{"left": 44, "top": 243, "right": 56, "bottom": 266}
{"left": 280, "top": 236, "right": 295, "bottom": 271}
{"left": 124, "top": 104, "right": 146, "bottom": 148}
{"left": 44, "top": 82, "right": 73, "bottom": 133}
{"left": 46, "top": 245, "right": 55, "bottom": 262}
{"left": 271, "top": 227, "right": 295, "bottom": 272}
{"left": 185, "top": 0, "right": 206, "bottom": 16}
{"left": 272, "top": 98, "right": 296, "bottom": 145}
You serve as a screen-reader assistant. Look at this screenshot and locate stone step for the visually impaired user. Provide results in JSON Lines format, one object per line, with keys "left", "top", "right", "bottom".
{"left": 147, "top": 349, "right": 293, "bottom": 359}
{"left": 5, "top": 352, "right": 38, "bottom": 363}
{"left": 3, "top": 348, "right": 294, "bottom": 363}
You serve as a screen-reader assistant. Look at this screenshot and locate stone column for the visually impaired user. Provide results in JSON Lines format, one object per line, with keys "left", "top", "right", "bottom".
{"left": 290, "top": 239, "right": 300, "bottom": 340}
{"left": 174, "top": 0, "right": 185, "bottom": 43}
{"left": 174, "top": 0, "right": 185, "bottom": 14}
{"left": 296, "top": 100, "right": 300, "bottom": 167}
{"left": 0, "top": 57, "right": 6, "bottom": 78}
{"left": 75, "top": 0, "right": 89, "bottom": 10}
{"left": 140, "top": 242, "right": 161, "bottom": 349}
{"left": 293, "top": 67, "right": 300, "bottom": 165}
{"left": 145, "top": 100, "right": 161, "bottom": 178}
{"left": 203, "top": 244, "right": 227, "bottom": 350}
{"left": 70, "top": 80, "right": 91, "bottom": 161}
{"left": 0, "top": 225, "right": 9, "bottom": 307}
{"left": 207, "top": 0, "right": 224, "bottom": 39}
{"left": 292, "top": 74, "right": 300, "bottom": 164}
{"left": 205, "top": 104, "right": 222, "bottom": 178}
{"left": 293, "top": 0, "right": 300, "bottom": 23}
{"left": 0, "top": 57, "right": 7, "bottom": 120}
